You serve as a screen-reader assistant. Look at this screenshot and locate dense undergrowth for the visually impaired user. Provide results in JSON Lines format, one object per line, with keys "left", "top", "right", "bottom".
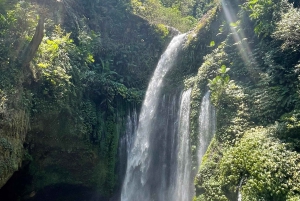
{"left": 1, "top": 0, "right": 300, "bottom": 200}
{"left": 0, "top": 0, "right": 170, "bottom": 198}
{"left": 190, "top": 0, "right": 300, "bottom": 200}
{"left": 129, "top": 0, "right": 216, "bottom": 32}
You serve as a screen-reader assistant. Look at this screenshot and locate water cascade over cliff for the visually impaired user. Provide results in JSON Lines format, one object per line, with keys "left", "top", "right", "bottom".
{"left": 120, "top": 34, "right": 216, "bottom": 201}
{"left": 198, "top": 91, "right": 216, "bottom": 166}
{"left": 120, "top": 33, "right": 186, "bottom": 201}
{"left": 119, "top": 108, "right": 138, "bottom": 181}
{"left": 171, "top": 88, "right": 193, "bottom": 201}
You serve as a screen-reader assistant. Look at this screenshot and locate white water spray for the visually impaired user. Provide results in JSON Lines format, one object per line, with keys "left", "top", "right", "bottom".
{"left": 171, "top": 88, "right": 193, "bottom": 201}
{"left": 198, "top": 91, "right": 216, "bottom": 166}
{"left": 121, "top": 34, "right": 186, "bottom": 201}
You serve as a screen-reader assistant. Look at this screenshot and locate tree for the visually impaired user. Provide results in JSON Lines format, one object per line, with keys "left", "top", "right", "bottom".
{"left": 273, "top": 6, "right": 300, "bottom": 50}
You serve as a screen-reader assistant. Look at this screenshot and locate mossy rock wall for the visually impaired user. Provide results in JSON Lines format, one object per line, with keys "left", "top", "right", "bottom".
{"left": 0, "top": 86, "right": 30, "bottom": 189}
{"left": 0, "top": 0, "right": 171, "bottom": 198}
{"left": 186, "top": 0, "right": 300, "bottom": 200}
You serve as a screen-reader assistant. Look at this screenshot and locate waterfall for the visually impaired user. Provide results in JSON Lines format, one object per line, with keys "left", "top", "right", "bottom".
{"left": 237, "top": 178, "right": 243, "bottom": 201}
{"left": 120, "top": 34, "right": 187, "bottom": 201}
{"left": 119, "top": 34, "right": 218, "bottom": 201}
{"left": 171, "top": 88, "right": 193, "bottom": 201}
{"left": 198, "top": 91, "right": 216, "bottom": 166}
{"left": 124, "top": 108, "right": 138, "bottom": 157}
{"left": 119, "top": 108, "right": 138, "bottom": 183}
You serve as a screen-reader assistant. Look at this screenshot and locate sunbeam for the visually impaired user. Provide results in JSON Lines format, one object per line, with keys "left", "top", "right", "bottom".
{"left": 221, "top": 0, "right": 261, "bottom": 81}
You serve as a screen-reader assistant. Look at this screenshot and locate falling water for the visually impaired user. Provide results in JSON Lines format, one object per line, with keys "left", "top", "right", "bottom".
{"left": 198, "top": 91, "right": 216, "bottom": 166}
{"left": 124, "top": 108, "right": 138, "bottom": 157}
{"left": 119, "top": 108, "right": 138, "bottom": 182}
{"left": 171, "top": 88, "right": 193, "bottom": 201}
{"left": 237, "top": 178, "right": 243, "bottom": 201}
{"left": 120, "top": 34, "right": 187, "bottom": 201}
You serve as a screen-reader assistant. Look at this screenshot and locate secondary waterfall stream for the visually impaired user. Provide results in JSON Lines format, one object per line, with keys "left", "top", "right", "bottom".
{"left": 171, "top": 88, "right": 193, "bottom": 201}
{"left": 198, "top": 91, "right": 216, "bottom": 166}
{"left": 120, "top": 34, "right": 216, "bottom": 201}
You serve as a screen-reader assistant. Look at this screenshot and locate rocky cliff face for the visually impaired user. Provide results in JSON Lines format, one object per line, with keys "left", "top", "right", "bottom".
{"left": 2, "top": 0, "right": 300, "bottom": 200}
{"left": 186, "top": 1, "right": 300, "bottom": 200}
{"left": 0, "top": 110, "right": 28, "bottom": 188}
{"left": 0, "top": 0, "right": 171, "bottom": 199}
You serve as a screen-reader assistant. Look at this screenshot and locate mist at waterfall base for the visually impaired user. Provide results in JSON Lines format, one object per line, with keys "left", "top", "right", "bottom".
{"left": 119, "top": 34, "right": 216, "bottom": 201}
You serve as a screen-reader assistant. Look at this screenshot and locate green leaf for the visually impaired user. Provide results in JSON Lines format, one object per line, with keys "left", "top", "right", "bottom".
{"left": 230, "top": 22, "right": 238, "bottom": 27}
{"left": 219, "top": 65, "right": 227, "bottom": 74}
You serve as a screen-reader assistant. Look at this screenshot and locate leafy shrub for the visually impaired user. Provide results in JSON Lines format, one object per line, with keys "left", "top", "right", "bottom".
{"left": 0, "top": 2, "right": 38, "bottom": 67}
{"left": 208, "top": 64, "right": 230, "bottom": 106}
{"left": 273, "top": 6, "right": 300, "bottom": 50}
{"left": 220, "top": 127, "right": 300, "bottom": 201}
{"left": 130, "top": 0, "right": 197, "bottom": 32}
{"left": 242, "top": 0, "right": 290, "bottom": 37}
{"left": 153, "top": 23, "right": 169, "bottom": 40}
{"left": 33, "top": 25, "right": 73, "bottom": 99}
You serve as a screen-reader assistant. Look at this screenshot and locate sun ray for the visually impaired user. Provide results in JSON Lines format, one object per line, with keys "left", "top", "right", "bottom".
{"left": 221, "top": 0, "right": 261, "bottom": 81}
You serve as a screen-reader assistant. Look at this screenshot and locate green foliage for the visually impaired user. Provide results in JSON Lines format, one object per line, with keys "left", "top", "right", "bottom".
{"left": 0, "top": 89, "right": 7, "bottom": 115}
{"left": 0, "top": 0, "right": 172, "bottom": 196}
{"left": 172, "top": 7, "right": 222, "bottom": 166}
{"left": 187, "top": 5, "right": 219, "bottom": 44}
{"left": 279, "top": 110, "right": 300, "bottom": 139}
{"left": 188, "top": 45, "right": 227, "bottom": 165}
{"left": 194, "top": 126, "right": 300, "bottom": 201}
{"left": 102, "top": 115, "right": 119, "bottom": 194}
{"left": 274, "top": 110, "right": 300, "bottom": 151}
{"left": 130, "top": 0, "right": 197, "bottom": 32}
{"left": 160, "top": 0, "right": 217, "bottom": 18}
{"left": 188, "top": 34, "right": 228, "bottom": 166}
{"left": 0, "top": 2, "right": 38, "bottom": 68}
{"left": 194, "top": 138, "right": 228, "bottom": 201}
{"left": 76, "top": 29, "right": 100, "bottom": 64}
{"left": 171, "top": 2, "right": 300, "bottom": 201}
{"left": 160, "top": 0, "right": 196, "bottom": 15}
{"left": 272, "top": 6, "right": 300, "bottom": 50}
{"left": 33, "top": 25, "right": 73, "bottom": 99}
{"left": 191, "top": 1, "right": 300, "bottom": 200}
{"left": 78, "top": 101, "right": 97, "bottom": 137}
{"left": 242, "top": 0, "right": 290, "bottom": 37}
{"left": 0, "top": 0, "right": 18, "bottom": 14}
{"left": 153, "top": 23, "right": 170, "bottom": 40}
{"left": 250, "top": 83, "right": 298, "bottom": 124}
{"left": 208, "top": 65, "right": 230, "bottom": 106}
{"left": 216, "top": 83, "right": 250, "bottom": 145}
{"left": 81, "top": 63, "right": 144, "bottom": 108}
{"left": 220, "top": 127, "right": 300, "bottom": 201}
{"left": 0, "top": 0, "right": 6, "bottom": 13}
